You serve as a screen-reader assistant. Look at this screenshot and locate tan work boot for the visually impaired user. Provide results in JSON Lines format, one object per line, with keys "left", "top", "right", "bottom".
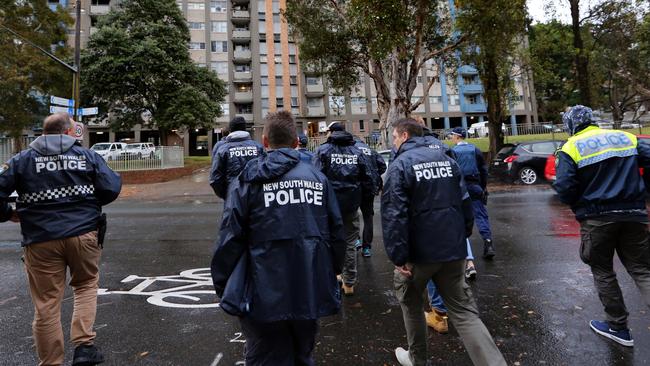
{"left": 342, "top": 283, "right": 354, "bottom": 296}
{"left": 425, "top": 310, "right": 448, "bottom": 334}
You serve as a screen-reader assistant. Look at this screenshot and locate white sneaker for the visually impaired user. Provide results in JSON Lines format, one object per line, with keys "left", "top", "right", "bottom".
{"left": 395, "top": 347, "right": 414, "bottom": 366}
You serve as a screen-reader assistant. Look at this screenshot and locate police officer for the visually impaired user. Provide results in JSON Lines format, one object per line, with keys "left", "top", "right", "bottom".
{"left": 313, "top": 122, "right": 374, "bottom": 295}
{"left": 296, "top": 133, "right": 313, "bottom": 164}
{"left": 209, "top": 116, "right": 265, "bottom": 199}
{"left": 554, "top": 105, "right": 650, "bottom": 347}
{"left": 449, "top": 127, "right": 495, "bottom": 259}
{"left": 382, "top": 118, "right": 506, "bottom": 366}
{"left": 0, "top": 113, "right": 121, "bottom": 366}
{"left": 353, "top": 136, "right": 386, "bottom": 257}
{"left": 210, "top": 110, "right": 345, "bottom": 365}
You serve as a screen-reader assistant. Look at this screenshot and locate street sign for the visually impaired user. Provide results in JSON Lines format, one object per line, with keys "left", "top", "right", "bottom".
{"left": 50, "top": 96, "right": 74, "bottom": 107}
{"left": 49, "top": 105, "right": 74, "bottom": 114}
{"left": 72, "top": 121, "right": 85, "bottom": 140}
{"left": 79, "top": 107, "right": 98, "bottom": 116}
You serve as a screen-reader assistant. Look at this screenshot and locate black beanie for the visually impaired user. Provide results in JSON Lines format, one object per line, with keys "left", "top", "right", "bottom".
{"left": 229, "top": 116, "right": 247, "bottom": 132}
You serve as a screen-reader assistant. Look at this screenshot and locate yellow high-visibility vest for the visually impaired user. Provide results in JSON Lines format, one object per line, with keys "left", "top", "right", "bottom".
{"left": 561, "top": 126, "right": 638, "bottom": 168}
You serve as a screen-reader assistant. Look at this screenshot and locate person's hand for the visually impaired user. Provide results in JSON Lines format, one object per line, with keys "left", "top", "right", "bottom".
{"left": 395, "top": 264, "right": 412, "bottom": 278}
{"left": 9, "top": 210, "right": 19, "bottom": 223}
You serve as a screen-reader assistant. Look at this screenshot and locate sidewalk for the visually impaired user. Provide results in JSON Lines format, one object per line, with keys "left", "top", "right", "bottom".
{"left": 119, "top": 167, "right": 218, "bottom": 202}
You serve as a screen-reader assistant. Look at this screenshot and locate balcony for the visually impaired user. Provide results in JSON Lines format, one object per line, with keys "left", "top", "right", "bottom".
{"left": 90, "top": 5, "right": 111, "bottom": 15}
{"left": 239, "top": 113, "right": 253, "bottom": 122}
{"left": 232, "top": 30, "right": 251, "bottom": 41}
{"left": 306, "top": 106, "right": 325, "bottom": 117}
{"left": 305, "top": 84, "right": 325, "bottom": 96}
{"left": 459, "top": 65, "right": 479, "bottom": 76}
{"left": 232, "top": 10, "right": 250, "bottom": 21}
{"left": 232, "top": 0, "right": 250, "bottom": 4}
{"left": 233, "top": 71, "right": 252, "bottom": 82}
{"left": 464, "top": 103, "right": 487, "bottom": 113}
{"left": 462, "top": 83, "right": 483, "bottom": 94}
{"left": 233, "top": 49, "right": 252, "bottom": 61}
{"left": 234, "top": 91, "right": 253, "bottom": 103}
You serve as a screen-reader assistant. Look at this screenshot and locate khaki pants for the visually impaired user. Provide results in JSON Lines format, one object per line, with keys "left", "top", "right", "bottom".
{"left": 23, "top": 231, "right": 101, "bottom": 366}
{"left": 394, "top": 260, "right": 506, "bottom": 366}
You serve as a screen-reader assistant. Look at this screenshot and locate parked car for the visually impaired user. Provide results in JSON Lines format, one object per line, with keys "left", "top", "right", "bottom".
{"left": 120, "top": 143, "right": 156, "bottom": 159}
{"left": 467, "top": 121, "right": 507, "bottom": 138}
{"left": 620, "top": 122, "right": 641, "bottom": 129}
{"left": 90, "top": 142, "right": 127, "bottom": 161}
{"left": 596, "top": 121, "right": 614, "bottom": 129}
{"left": 490, "top": 140, "right": 564, "bottom": 185}
{"left": 545, "top": 134, "right": 650, "bottom": 185}
{"left": 542, "top": 123, "right": 563, "bottom": 132}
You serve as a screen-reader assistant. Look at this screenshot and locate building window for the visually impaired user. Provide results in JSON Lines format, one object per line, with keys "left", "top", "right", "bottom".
{"left": 306, "top": 77, "right": 320, "bottom": 85}
{"left": 288, "top": 55, "right": 296, "bottom": 64}
{"left": 211, "top": 41, "right": 228, "bottom": 52}
{"left": 291, "top": 97, "right": 299, "bottom": 107}
{"left": 261, "top": 76, "right": 269, "bottom": 86}
{"left": 210, "top": 1, "right": 226, "bottom": 12}
{"left": 351, "top": 97, "right": 367, "bottom": 105}
{"left": 429, "top": 96, "right": 442, "bottom": 104}
{"left": 276, "top": 98, "right": 284, "bottom": 108}
{"left": 467, "top": 95, "right": 480, "bottom": 104}
{"left": 188, "top": 22, "right": 205, "bottom": 30}
{"left": 257, "top": 0, "right": 265, "bottom": 14}
{"left": 448, "top": 94, "right": 459, "bottom": 106}
{"left": 188, "top": 42, "right": 206, "bottom": 50}
{"left": 307, "top": 97, "right": 322, "bottom": 107}
{"left": 359, "top": 120, "right": 365, "bottom": 131}
{"left": 417, "top": 76, "right": 422, "bottom": 84}
{"left": 237, "top": 104, "right": 253, "bottom": 114}
{"left": 187, "top": 2, "right": 205, "bottom": 10}
{"left": 212, "top": 21, "right": 227, "bottom": 33}
{"left": 211, "top": 61, "right": 228, "bottom": 74}
{"left": 290, "top": 76, "right": 297, "bottom": 85}
{"left": 272, "top": 0, "right": 280, "bottom": 14}
{"left": 221, "top": 103, "right": 230, "bottom": 116}
{"left": 261, "top": 98, "right": 269, "bottom": 108}
{"left": 275, "top": 76, "right": 282, "bottom": 84}
{"left": 235, "top": 64, "right": 251, "bottom": 72}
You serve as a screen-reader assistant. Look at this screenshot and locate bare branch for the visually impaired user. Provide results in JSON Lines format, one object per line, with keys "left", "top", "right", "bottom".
{"left": 422, "top": 35, "right": 466, "bottom": 62}
{"left": 409, "top": 73, "right": 437, "bottom": 112}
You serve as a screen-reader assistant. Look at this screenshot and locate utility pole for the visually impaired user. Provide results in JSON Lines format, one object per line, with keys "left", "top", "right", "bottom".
{"left": 73, "top": 0, "right": 82, "bottom": 121}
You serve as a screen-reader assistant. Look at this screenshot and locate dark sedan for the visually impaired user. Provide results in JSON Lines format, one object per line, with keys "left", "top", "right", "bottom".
{"left": 490, "top": 140, "right": 564, "bottom": 185}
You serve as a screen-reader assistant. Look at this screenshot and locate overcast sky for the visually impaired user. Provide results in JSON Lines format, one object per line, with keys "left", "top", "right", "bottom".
{"left": 527, "top": 0, "right": 590, "bottom": 24}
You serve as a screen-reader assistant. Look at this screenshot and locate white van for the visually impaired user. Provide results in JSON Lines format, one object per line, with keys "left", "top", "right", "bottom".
{"left": 91, "top": 142, "right": 127, "bottom": 161}
{"left": 467, "top": 121, "right": 507, "bottom": 138}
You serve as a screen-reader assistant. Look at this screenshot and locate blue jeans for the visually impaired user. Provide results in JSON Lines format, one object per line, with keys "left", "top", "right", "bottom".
{"left": 427, "top": 240, "right": 473, "bottom": 312}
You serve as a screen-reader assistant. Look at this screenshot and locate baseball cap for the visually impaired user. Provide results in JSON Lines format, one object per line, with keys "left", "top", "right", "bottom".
{"left": 327, "top": 121, "right": 344, "bottom": 132}
{"left": 298, "top": 133, "right": 308, "bottom": 146}
{"left": 450, "top": 127, "right": 467, "bottom": 138}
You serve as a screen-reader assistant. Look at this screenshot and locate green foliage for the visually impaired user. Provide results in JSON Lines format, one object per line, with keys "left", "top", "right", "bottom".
{"left": 81, "top": 0, "right": 226, "bottom": 134}
{"left": 0, "top": 1, "right": 72, "bottom": 141}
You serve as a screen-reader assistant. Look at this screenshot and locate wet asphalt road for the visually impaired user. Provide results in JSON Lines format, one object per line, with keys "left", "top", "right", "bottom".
{"left": 1, "top": 181, "right": 650, "bottom": 365}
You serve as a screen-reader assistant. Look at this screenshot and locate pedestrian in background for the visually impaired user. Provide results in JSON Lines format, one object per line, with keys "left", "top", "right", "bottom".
{"left": 313, "top": 122, "right": 374, "bottom": 295}
{"left": 450, "top": 127, "right": 495, "bottom": 263}
{"left": 209, "top": 116, "right": 265, "bottom": 200}
{"left": 0, "top": 113, "right": 121, "bottom": 366}
{"left": 296, "top": 133, "right": 314, "bottom": 164}
{"left": 211, "top": 110, "right": 346, "bottom": 365}
{"left": 382, "top": 118, "right": 506, "bottom": 366}
{"left": 555, "top": 105, "right": 650, "bottom": 347}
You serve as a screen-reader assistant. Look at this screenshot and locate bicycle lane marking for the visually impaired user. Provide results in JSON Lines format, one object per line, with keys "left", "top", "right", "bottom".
{"left": 98, "top": 267, "right": 221, "bottom": 309}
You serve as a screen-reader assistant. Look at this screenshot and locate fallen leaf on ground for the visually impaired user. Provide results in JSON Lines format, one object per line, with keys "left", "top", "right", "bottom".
{"left": 139, "top": 352, "right": 149, "bottom": 357}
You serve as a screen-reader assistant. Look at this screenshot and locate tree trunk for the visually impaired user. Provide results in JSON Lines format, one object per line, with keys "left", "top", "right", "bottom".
{"left": 570, "top": 0, "right": 592, "bottom": 106}
{"left": 10, "top": 129, "right": 24, "bottom": 154}
{"left": 485, "top": 55, "right": 505, "bottom": 157}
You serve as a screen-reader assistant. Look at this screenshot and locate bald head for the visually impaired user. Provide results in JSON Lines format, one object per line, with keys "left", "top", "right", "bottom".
{"left": 43, "top": 113, "right": 73, "bottom": 135}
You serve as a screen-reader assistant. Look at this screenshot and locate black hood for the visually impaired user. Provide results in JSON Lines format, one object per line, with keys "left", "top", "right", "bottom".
{"left": 396, "top": 137, "right": 427, "bottom": 157}
{"left": 327, "top": 131, "right": 355, "bottom": 146}
{"left": 422, "top": 126, "right": 439, "bottom": 139}
{"left": 240, "top": 148, "right": 300, "bottom": 183}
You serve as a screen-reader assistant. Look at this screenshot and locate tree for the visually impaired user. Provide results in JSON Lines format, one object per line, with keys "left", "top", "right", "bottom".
{"left": 528, "top": 21, "right": 577, "bottom": 123}
{"left": 0, "top": 1, "right": 72, "bottom": 152}
{"left": 569, "top": 0, "right": 592, "bottom": 106}
{"left": 81, "top": 0, "right": 226, "bottom": 144}
{"left": 284, "top": 0, "right": 462, "bottom": 146}
{"left": 455, "top": 0, "right": 528, "bottom": 154}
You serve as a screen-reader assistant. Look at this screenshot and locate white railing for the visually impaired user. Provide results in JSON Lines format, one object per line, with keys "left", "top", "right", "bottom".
{"left": 106, "top": 146, "right": 184, "bottom": 172}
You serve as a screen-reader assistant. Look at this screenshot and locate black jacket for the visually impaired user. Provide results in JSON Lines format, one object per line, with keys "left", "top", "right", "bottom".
{"left": 210, "top": 148, "right": 346, "bottom": 322}
{"left": 389, "top": 128, "right": 454, "bottom": 164}
{"left": 313, "top": 131, "right": 374, "bottom": 213}
{"left": 353, "top": 138, "right": 387, "bottom": 193}
{"left": 381, "top": 137, "right": 474, "bottom": 266}
{"left": 209, "top": 131, "right": 265, "bottom": 199}
{"left": 0, "top": 135, "right": 122, "bottom": 245}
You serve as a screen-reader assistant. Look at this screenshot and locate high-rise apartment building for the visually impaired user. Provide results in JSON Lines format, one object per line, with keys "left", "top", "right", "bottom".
{"left": 52, "top": 0, "right": 537, "bottom": 154}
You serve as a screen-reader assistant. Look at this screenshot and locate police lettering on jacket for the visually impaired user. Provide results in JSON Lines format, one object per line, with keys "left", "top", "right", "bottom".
{"left": 229, "top": 146, "right": 259, "bottom": 158}
{"left": 574, "top": 132, "right": 633, "bottom": 157}
{"left": 34, "top": 155, "right": 87, "bottom": 173}
{"left": 330, "top": 154, "right": 358, "bottom": 165}
{"left": 263, "top": 179, "right": 324, "bottom": 207}
{"left": 412, "top": 160, "right": 453, "bottom": 182}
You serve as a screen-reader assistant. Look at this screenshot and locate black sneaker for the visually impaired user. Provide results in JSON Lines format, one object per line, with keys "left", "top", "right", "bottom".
{"left": 483, "top": 239, "right": 495, "bottom": 259}
{"left": 73, "top": 344, "right": 105, "bottom": 366}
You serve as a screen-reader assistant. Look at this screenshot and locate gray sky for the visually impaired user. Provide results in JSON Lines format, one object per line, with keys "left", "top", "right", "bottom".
{"left": 527, "top": 0, "right": 590, "bottom": 24}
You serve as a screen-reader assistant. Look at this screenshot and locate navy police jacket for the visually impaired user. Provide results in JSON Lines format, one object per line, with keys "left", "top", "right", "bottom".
{"left": 210, "top": 148, "right": 346, "bottom": 322}
{"left": 353, "top": 138, "right": 386, "bottom": 193}
{"left": 382, "top": 137, "right": 474, "bottom": 266}
{"left": 296, "top": 147, "right": 314, "bottom": 164}
{"left": 313, "top": 131, "right": 374, "bottom": 213}
{"left": 452, "top": 142, "right": 487, "bottom": 189}
{"left": 209, "top": 131, "right": 265, "bottom": 199}
{"left": 554, "top": 126, "right": 650, "bottom": 221}
{"left": 389, "top": 128, "right": 454, "bottom": 164}
{"left": 0, "top": 135, "right": 122, "bottom": 246}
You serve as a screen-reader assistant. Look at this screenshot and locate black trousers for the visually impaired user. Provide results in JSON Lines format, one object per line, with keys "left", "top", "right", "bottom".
{"left": 239, "top": 317, "right": 319, "bottom": 366}
{"left": 360, "top": 197, "right": 374, "bottom": 249}
{"left": 579, "top": 220, "right": 650, "bottom": 329}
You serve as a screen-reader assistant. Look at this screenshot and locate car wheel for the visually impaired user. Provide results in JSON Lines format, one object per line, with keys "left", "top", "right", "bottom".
{"left": 519, "top": 167, "right": 538, "bottom": 185}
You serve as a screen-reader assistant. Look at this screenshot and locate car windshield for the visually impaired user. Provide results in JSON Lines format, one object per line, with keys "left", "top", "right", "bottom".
{"left": 126, "top": 145, "right": 140, "bottom": 150}
{"left": 92, "top": 144, "right": 110, "bottom": 151}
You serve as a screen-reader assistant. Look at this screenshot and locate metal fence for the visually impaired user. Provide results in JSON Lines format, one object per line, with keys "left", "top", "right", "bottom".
{"left": 0, "top": 137, "right": 37, "bottom": 163}
{"left": 106, "top": 146, "right": 184, "bottom": 172}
